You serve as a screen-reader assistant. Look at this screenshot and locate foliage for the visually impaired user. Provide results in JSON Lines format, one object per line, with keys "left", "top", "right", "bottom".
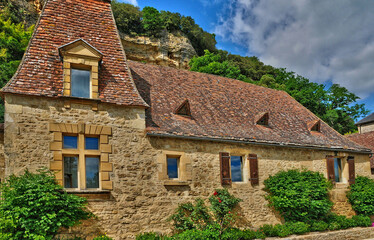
{"left": 168, "top": 198, "right": 212, "bottom": 231}
{"left": 169, "top": 189, "right": 241, "bottom": 235}
{"left": 0, "top": 0, "right": 41, "bottom": 27}
{"left": 264, "top": 169, "right": 333, "bottom": 222}
{"left": 111, "top": 0, "right": 143, "bottom": 35}
{"left": 0, "top": 169, "right": 93, "bottom": 240}
{"left": 189, "top": 50, "right": 369, "bottom": 134}
{"left": 93, "top": 235, "right": 113, "bottom": 240}
{"left": 142, "top": 7, "right": 164, "bottom": 37}
{"left": 189, "top": 50, "right": 246, "bottom": 81}
{"left": 347, "top": 176, "right": 374, "bottom": 216}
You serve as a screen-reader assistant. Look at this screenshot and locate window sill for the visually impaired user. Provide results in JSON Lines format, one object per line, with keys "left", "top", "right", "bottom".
{"left": 163, "top": 180, "right": 189, "bottom": 186}
{"left": 63, "top": 190, "right": 112, "bottom": 201}
{"left": 334, "top": 182, "right": 349, "bottom": 189}
{"left": 61, "top": 96, "right": 101, "bottom": 101}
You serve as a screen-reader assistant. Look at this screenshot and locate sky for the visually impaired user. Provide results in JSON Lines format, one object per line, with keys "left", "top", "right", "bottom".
{"left": 119, "top": 0, "right": 374, "bottom": 117}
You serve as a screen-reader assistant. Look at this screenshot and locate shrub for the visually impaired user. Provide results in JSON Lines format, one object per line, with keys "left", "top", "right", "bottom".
{"left": 221, "top": 228, "right": 262, "bottom": 240}
{"left": 173, "top": 224, "right": 220, "bottom": 240}
{"left": 347, "top": 176, "right": 374, "bottom": 216}
{"left": 136, "top": 232, "right": 170, "bottom": 240}
{"left": 93, "top": 235, "right": 113, "bottom": 240}
{"left": 351, "top": 215, "right": 372, "bottom": 227}
{"left": 169, "top": 189, "right": 241, "bottom": 233}
{"left": 285, "top": 222, "right": 310, "bottom": 235}
{"left": 310, "top": 221, "right": 329, "bottom": 232}
{"left": 264, "top": 169, "right": 333, "bottom": 222}
{"left": 0, "top": 169, "right": 93, "bottom": 240}
{"left": 259, "top": 224, "right": 278, "bottom": 237}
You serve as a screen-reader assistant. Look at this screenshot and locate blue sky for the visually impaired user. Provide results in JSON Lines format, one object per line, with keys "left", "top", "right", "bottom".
{"left": 120, "top": 0, "right": 374, "bottom": 117}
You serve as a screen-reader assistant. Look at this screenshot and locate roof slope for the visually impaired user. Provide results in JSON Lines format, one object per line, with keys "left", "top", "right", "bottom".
{"left": 1, "top": 0, "right": 147, "bottom": 107}
{"left": 347, "top": 132, "right": 374, "bottom": 167}
{"left": 356, "top": 112, "right": 374, "bottom": 125}
{"left": 129, "top": 61, "right": 369, "bottom": 152}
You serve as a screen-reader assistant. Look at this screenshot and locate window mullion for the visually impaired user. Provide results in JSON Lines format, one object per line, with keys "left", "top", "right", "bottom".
{"left": 78, "top": 134, "right": 85, "bottom": 189}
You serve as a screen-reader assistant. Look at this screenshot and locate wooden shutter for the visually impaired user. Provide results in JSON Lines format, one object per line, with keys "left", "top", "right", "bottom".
{"left": 348, "top": 156, "right": 355, "bottom": 185}
{"left": 220, "top": 152, "right": 231, "bottom": 185}
{"left": 248, "top": 154, "right": 259, "bottom": 185}
{"left": 326, "top": 155, "right": 335, "bottom": 184}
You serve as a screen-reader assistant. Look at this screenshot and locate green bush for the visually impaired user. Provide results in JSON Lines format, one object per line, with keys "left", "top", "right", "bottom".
{"left": 258, "top": 224, "right": 278, "bottom": 237}
{"left": 285, "top": 222, "right": 310, "bottom": 235}
{"left": 169, "top": 189, "right": 241, "bottom": 233}
{"left": 221, "top": 228, "right": 263, "bottom": 240}
{"left": 351, "top": 215, "right": 372, "bottom": 227}
{"left": 93, "top": 235, "right": 113, "bottom": 240}
{"left": 264, "top": 169, "right": 333, "bottom": 222}
{"left": 310, "top": 221, "right": 329, "bottom": 232}
{"left": 347, "top": 176, "right": 374, "bottom": 216}
{"left": 0, "top": 169, "right": 93, "bottom": 240}
{"left": 136, "top": 232, "right": 170, "bottom": 240}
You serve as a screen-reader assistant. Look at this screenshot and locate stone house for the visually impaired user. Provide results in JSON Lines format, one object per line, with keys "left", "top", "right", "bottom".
{"left": 347, "top": 113, "right": 374, "bottom": 174}
{"left": 0, "top": 0, "right": 372, "bottom": 239}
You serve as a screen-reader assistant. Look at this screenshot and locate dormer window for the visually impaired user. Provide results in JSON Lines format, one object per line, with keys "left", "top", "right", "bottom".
{"left": 59, "top": 39, "right": 102, "bottom": 99}
{"left": 175, "top": 100, "right": 191, "bottom": 117}
{"left": 309, "top": 120, "right": 321, "bottom": 132}
{"left": 255, "top": 112, "right": 269, "bottom": 126}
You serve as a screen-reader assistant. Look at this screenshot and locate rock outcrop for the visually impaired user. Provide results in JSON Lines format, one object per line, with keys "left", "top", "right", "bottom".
{"left": 120, "top": 31, "right": 197, "bottom": 70}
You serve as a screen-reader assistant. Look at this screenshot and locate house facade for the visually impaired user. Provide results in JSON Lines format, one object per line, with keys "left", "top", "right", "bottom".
{"left": 0, "top": 0, "right": 372, "bottom": 239}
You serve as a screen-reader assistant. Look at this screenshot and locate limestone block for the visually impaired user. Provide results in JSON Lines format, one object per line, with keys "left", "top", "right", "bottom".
{"left": 100, "top": 144, "right": 112, "bottom": 153}
{"left": 50, "top": 142, "right": 62, "bottom": 151}
{"left": 54, "top": 151, "right": 62, "bottom": 161}
{"left": 54, "top": 132, "right": 62, "bottom": 142}
{"left": 101, "top": 153, "right": 109, "bottom": 162}
{"left": 89, "top": 125, "right": 97, "bottom": 135}
{"left": 101, "top": 180, "right": 113, "bottom": 190}
{"left": 78, "top": 123, "right": 85, "bottom": 134}
{"left": 6, "top": 104, "right": 23, "bottom": 114}
{"left": 101, "top": 162, "right": 112, "bottom": 172}
{"left": 100, "top": 135, "right": 108, "bottom": 144}
{"left": 101, "top": 172, "right": 109, "bottom": 181}
{"left": 49, "top": 123, "right": 60, "bottom": 132}
{"left": 101, "top": 126, "right": 112, "bottom": 135}
{"left": 50, "top": 161, "right": 62, "bottom": 171}
{"left": 54, "top": 170, "right": 63, "bottom": 180}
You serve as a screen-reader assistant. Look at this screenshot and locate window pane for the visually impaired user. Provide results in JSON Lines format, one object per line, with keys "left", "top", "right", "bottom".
{"left": 85, "top": 137, "right": 99, "bottom": 150}
{"left": 86, "top": 157, "right": 99, "bottom": 188}
{"left": 64, "top": 156, "right": 78, "bottom": 188}
{"left": 63, "top": 136, "right": 77, "bottom": 149}
{"left": 334, "top": 158, "right": 341, "bottom": 182}
{"left": 231, "top": 156, "right": 242, "bottom": 182}
{"left": 167, "top": 157, "right": 178, "bottom": 179}
{"left": 71, "top": 69, "right": 90, "bottom": 98}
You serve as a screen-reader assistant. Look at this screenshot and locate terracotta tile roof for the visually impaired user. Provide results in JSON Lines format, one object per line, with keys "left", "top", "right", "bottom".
{"left": 1, "top": 0, "right": 147, "bottom": 107}
{"left": 347, "top": 132, "right": 374, "bottom": 168}
{"left": 129, "top": 61, "right": 369, "bottom": 153}
{"left": 356, "top": 112, "right": 374, "bottom": 125}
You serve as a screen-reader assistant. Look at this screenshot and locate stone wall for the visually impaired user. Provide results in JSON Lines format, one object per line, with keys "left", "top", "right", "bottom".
{"left": 359, "top": 122, "right": 374, "bottom": 133}
{"left": 3, "top": 94, "right": 372, "bottom": 239}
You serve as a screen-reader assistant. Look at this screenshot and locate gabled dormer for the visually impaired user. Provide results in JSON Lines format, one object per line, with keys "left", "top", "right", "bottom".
{"left": 308, "top": 120, "right": 321, "bottom": 132}
{"left": 59, "top": 39, "right": 103, "bottom": 99}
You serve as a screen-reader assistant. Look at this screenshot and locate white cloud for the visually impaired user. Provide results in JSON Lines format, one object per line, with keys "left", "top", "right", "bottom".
{"left": 215, "top": 0, "right": 374, "bottom": 98}
{"left": 119, "top": 0, "right": 138, "bottom": 6}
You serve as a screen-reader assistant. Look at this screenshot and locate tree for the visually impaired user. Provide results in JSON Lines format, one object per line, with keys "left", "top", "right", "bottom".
{"left": 189, "top": 50, "right": 247, "bottom": 81}
{"left": 0, "top": 16, "right": 33, "bottom": 122}
{"left": 111, "top": 0, "right": 143, "bottom": 35}
{"left": 0, "top": 169, "right": 93, "bottom": 239}
{"left": 142, "top": 6, "right": 164, "bottom": 37}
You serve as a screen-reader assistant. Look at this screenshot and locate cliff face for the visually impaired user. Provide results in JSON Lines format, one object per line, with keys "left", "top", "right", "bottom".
{"left": 121, "top": 31, "right": 197, "bottom": 70}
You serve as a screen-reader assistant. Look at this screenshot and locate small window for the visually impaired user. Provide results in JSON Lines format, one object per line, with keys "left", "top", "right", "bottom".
{"left": 86, "top": 156, "right": 100, "bottom": 188}
{"left": 231, "top": 156, "right": 243, "bottom": 182}
{"left": 311, "top": 121, "right": 321, "bottom": 132}
{"left": 71, "top": 68, "right": 90, "bottom": 98}
{"left": 256, "top": 113, "right": 269, "bottom": 126}
{"left": 167, "top": 157, "right": 179, "bottom": 179}
{"left": 85, "top": 137, "right": 99, "bottom": 150}
{"left": 334, "top": 158, "right": 342, "bottom": 182}
{"left": 175, "top": 100, "right": 191, "bottom": 117}
{"left": 63, "top": 136, "right": 78, "bottom": 149}
{"left": 64, "top": 156, "right": 78, "bottom": 188}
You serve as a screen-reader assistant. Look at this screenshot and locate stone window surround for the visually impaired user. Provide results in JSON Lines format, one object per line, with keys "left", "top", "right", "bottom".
{"left": 49, "top": 122, "right": 113, "bottom": 191}
{"left": 157, "top": 150, "right": 192, "bottom": 186}
{"left": 328, "top": 155, "right": 349, "bottom": 185}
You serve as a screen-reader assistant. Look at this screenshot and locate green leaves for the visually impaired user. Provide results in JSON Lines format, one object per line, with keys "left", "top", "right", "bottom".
{"left": 0, "top": 169, "right": 93, "bottom": 239}
{"left": 264, "top": 169, "right": 333, "bottom": 222}
{"left": 347, "top": 176, "right": 374, "bottom": 216}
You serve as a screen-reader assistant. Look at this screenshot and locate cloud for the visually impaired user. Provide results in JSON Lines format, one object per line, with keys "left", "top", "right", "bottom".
{"left": 199, "top": 0, "right": 225, "bottom": 7}
{"left": 215, "top": 0, "right": 374, "bottom": 99}
{"left": 118, "top": 0, "right": 138, "bottom": 6}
